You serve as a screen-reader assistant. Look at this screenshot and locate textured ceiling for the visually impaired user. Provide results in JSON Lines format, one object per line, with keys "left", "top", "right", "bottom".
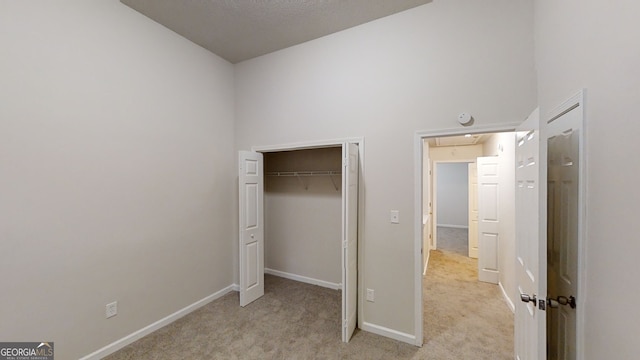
{"left": 120, "top": 0, "right": 432, "bottom": 63}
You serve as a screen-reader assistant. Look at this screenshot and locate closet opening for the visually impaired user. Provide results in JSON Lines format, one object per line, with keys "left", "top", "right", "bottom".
{"left": 238, "top": 139, "right": 362, "bottom": 343}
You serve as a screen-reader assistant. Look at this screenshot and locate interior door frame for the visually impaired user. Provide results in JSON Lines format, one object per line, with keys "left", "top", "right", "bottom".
{"left": 413, "top": 122, "right": 521, "bottom": 347}
{"left": 431, "top": 159, "right": 476, "bottom": 251}
{"left": 251, "top": 137, "right": 365, "bottom": 337}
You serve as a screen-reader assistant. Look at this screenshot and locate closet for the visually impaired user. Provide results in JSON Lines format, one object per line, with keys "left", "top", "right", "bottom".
{"left": 238, "top": 142, "right": 359, "bottom": 342}
{"left": 263, "top": 147, "right": 343, "bottom": 289}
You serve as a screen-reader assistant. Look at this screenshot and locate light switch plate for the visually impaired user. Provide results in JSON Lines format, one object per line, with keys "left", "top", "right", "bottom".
{"left": 390, "top": 210, "right": 399, "bottom": 224}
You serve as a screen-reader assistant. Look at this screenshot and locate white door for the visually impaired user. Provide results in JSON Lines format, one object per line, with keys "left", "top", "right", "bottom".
{"left": 514, "top": 108, "right": 545, "bottom": 360}
{"left": 238, "top": 151, "right": 264, "bottom": 307}
{"left": 546, "top": 105, "right": 581, "bottom": 359}
{"left": 468, "top": 162, "right": 479, "bottom": 258}
{"left": 477, "top": 156, "right": 500, "bottom": 284}
{"left": 342, "top": 143, "right": 358, "bottom": 342}
{"left": 423, "top": 141, "right": 432, "bottom": 272}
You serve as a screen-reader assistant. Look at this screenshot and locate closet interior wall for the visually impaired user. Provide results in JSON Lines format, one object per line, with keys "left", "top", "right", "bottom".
{"left": 264, "top": 147, "right": 343, "bottom": 287}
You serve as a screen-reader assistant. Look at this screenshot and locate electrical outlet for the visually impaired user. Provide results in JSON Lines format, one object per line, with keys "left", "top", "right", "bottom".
{"left": 106, "top": 301, "right": 118, "bottom": 319}
{"left": 390, "top": 210, "right": 400, "bottom": 224}
{"left": 366, "top": 288, "right": 375, "bottom": 302}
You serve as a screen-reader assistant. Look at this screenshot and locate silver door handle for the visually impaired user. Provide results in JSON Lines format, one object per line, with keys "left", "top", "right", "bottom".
{"left": 548, "top": 295, "right": 576, "bottom": 309}
{"left": 520, "top": 293, "right": 536, "bottom": 304}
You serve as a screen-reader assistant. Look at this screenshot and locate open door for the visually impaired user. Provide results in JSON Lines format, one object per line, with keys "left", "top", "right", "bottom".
{"left": 238, "top": 151, "right": 264, "bottom": 307}
{"left": 342, "top": 143, "right": 358, "bottom": 342}
{"left": 546, "top": 99, "right": 582, "bottom": 359}
{"left": 514, "top": 108, "right": 545, "bottom": 359}
{"left": 477, "top": 156, "right": 500, "bottom": 284}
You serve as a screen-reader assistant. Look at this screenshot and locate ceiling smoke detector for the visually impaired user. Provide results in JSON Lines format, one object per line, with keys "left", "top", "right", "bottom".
{"left": 457, "top": 112, "right": 473, "bottom": 126}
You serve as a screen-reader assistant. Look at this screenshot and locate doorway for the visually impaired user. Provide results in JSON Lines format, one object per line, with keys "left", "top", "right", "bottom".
{"left": 413, "top": 123, "right": 523, "bottom": 346}
{"left": 239, "top": 138, "right": 363, "bottom": 343}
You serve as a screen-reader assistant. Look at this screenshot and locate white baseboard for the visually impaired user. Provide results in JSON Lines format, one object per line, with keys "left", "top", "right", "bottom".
{"left": 79, "top": 284, "right": 237, "bottom": 360}
{"left": 423, "top": 250, "right": 430, "bottom": 276}
{"left": 361, "top": 322, "right": 416, "bottom": 345}
{"left": 265, "top": 268, "right": 341, "bottom": 290}
{"left": 436, "top": 224, "right": 469, "bottom": 229}
{"left": 498, "top": 281, "right": 515, "bottom": 313}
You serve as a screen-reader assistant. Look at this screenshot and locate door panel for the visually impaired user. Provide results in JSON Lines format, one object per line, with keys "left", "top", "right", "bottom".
{"left": 477, "top": 156, "right": 500, "bottom": 284}
{"left": 468, "top": 163, "right": 478, "bottom": 258}
{"left": 239, "top": 151, "right": 264, "bottom": 307}
{"left": 547, "top": 116, "right": 580, "bottom": 359}
{"left": 514, "top": 108, "right": 545, "bottom": 360}
{"left": 342, "top": 143, "right": 358, "bottom": 342}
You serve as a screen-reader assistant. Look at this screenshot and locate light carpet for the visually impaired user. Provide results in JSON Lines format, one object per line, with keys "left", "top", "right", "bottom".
{"left": 104, "top": 250, "right": 512, "bottom": 359}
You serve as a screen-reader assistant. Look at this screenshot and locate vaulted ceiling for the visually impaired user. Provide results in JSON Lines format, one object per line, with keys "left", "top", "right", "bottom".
{"left": 120, "top": 0, "right": 432, "bottom": 63}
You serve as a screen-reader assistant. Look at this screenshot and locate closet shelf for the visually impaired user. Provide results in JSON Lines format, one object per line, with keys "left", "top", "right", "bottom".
{"left": 266, "top": 171, "right": 341, "bottom": 177}
{"left": 266, "top": 171, "right": 341, "bottom": 191}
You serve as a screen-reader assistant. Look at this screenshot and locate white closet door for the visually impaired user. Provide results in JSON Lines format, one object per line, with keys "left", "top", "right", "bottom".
{"left": 238, "top": 151, "right": 264, "bottom": 307}
{"left": 342, "top": 143, "right": 358, "bottom": 342}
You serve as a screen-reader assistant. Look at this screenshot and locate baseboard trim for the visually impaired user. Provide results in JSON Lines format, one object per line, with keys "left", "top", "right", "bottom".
{"left": 436, "top": 224, "right": 469, "bottom": 229}
{"left": 361, "top": 322, "right": 416, "bottom": 345}
{"left": 498, "top": 281, "right": 515, "bottom": 313}
{"left": 265, "top": 268, "right": 342, "bottom": 290}
{"left": 79, "top": 284, "right": 237, "bottom": 360}
{"left": 423, "top": 250, "right": 430, "bottom": 276}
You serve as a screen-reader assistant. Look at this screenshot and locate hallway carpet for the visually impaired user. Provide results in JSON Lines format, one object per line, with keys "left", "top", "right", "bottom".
{"left": 104, "top": 250, "right": 512, "bottom": 359}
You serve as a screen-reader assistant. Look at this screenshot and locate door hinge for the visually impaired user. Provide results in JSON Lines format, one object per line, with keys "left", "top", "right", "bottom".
{"left": 343, "top": 241, "right": 348, "bottom": 249}
{"left": 343, "top": 320, "right": 348, "bottom": 328}
{"left": 343, "top": 157, "right": 349, "bottom": 168}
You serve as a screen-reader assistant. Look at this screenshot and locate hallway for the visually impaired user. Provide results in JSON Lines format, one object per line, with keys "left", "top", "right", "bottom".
{"left": 423, "top": 248, "right": 514, "bottom": 359}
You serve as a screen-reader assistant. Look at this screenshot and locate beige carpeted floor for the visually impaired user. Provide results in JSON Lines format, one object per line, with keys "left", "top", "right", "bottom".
{"left": 104, "top": 250, "right": 512, "bottom": 359}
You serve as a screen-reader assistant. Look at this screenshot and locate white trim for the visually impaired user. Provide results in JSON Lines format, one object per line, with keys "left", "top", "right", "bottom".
{"left": 252, "top": 137, "right": 364, "bottom": 153}
{"left": 361, "top": 322, "right": 416, "bottom": 345}
{"left": 423, "top": 249, "right": 430, "bottom": 276}
{"left": 437, "top": 224, "right": 469, "bottom": 229}
{"left": 416, "top": 122, "right": 523, "bottom": 139}
{"left": 79, "top": 285, "right": 237, "bottom": 360}
{"left": 414, "top": 122, "right": 524, "bottom": 351}
{"left": 265, "top": 268, "right": 342, "bottom": 290}
{"left": 499, "top": 281, "right": 515, "bottom": 314}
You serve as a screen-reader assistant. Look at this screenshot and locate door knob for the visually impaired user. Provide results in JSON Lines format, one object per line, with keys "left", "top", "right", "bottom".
{"left": 548, "top": 295, "right": 576, "bottom": 309}
{"left": 520, "top": 293, "right": 536, "bottom": 304}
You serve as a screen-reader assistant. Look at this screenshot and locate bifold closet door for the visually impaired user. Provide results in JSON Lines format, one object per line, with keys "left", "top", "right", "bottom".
{"left": 342, "top": 143, "right": 358, "bottom": 342}
{"left": 238, "top": 151, "right": 264, "bottom": 307}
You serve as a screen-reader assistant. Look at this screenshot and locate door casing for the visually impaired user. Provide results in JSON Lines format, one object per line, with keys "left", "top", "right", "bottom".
{"left": 249, "top": 137, "right": 365, "bottom": 341}
{"left": 414, "top": 122, "right": 522, "bottom": 347}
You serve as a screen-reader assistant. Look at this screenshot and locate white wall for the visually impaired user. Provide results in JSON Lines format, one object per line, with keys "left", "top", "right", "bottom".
{"left": 488, "top": 133, "right": 517, "bottom": 309}
{"left": 235, "top": 0, "right": 536, "bottom": 337}
{"left": 0, "top": 1, "right": 235, "bottom": 359}
{"left": 264, "top": 148, "right": 342, "bottom": 286}
{"left": 534, "top": 0, "right": 640, "bottom": 357}
{"left": 436, "top": 163, "right": 469, "bottom": 227}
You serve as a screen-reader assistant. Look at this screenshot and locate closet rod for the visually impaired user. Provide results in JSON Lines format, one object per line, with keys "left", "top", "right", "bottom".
{"left": 265, "top": 171, "right": 341, "bottom": 177}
